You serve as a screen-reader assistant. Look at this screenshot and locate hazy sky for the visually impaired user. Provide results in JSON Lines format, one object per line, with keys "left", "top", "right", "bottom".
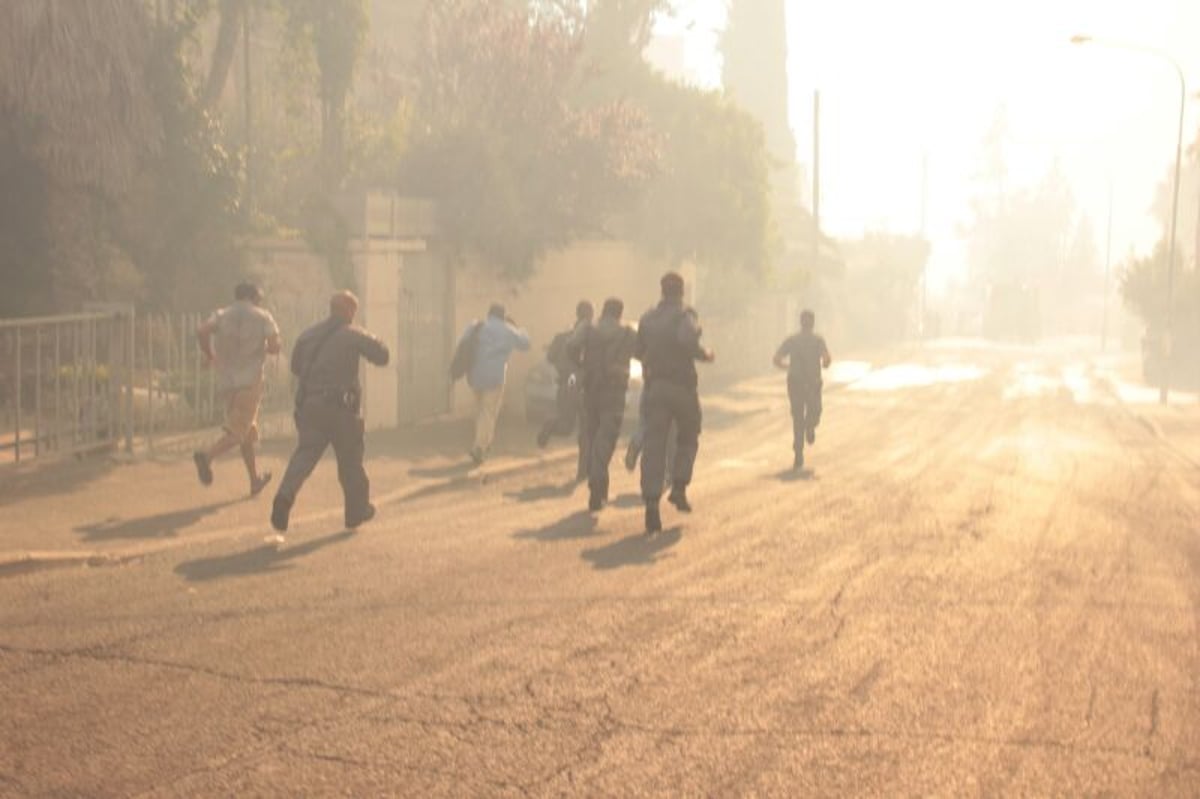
{"left": 656, "top": 0, "right": 1200, "bottom": 294}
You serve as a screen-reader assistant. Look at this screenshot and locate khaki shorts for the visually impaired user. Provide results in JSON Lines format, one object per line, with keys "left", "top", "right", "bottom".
{"left": 224, "top": 382, "right": 265, "bottom": 445}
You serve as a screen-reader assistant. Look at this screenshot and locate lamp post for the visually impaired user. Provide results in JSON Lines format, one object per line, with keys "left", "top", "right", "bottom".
{"left": 1071, "top": 34, "right": 1185, "bottom": 403}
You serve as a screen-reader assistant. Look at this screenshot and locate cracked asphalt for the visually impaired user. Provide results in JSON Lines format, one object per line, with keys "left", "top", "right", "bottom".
{"left": 2, "top": 342, "right": 1200, "bottom": 796}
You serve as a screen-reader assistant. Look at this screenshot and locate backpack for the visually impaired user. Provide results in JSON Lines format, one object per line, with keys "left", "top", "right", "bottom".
{"left": 545, "top": 330, "right": 572, "bottom": 374}
{"left": 449, "top": 322, "right": 482, "bottom": 382}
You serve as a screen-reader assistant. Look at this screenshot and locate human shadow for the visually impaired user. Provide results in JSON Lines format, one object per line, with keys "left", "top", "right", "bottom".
{"left": 174, "top": 530, "right": 355, "bottom": 582}
{"left": 75, "top": 499, "right": 241, "bottom": 542}
{"left": 395, "top": 475, "right": 478, "bottom": 506}
{"left": 581, "top": 528, "right": 682, "bottom": 571}
{"left": 774, "top": 468, "right": 817, "bottom": 484}
{"left": 408, "top": 460, "right": 475, "bottom": 480}
{"left": 610, "top": 493, "right": 643, "bottom": 509}
{"left": 513, "top": 509, "right": 601, "bottom": 542}
{"left": 505, "top": 481, "right": 579, "bottom": 504}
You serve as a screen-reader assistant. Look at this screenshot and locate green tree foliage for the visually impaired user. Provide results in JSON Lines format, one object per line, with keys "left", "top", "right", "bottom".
{"left": 575, "top": 0, "right": 773, "bottom": 275}
{"left": 1120, "top": 243, "right": 1197, "bottom": 334}
{"left": 282, "top": 0, "right": 368, "bottom": 185}
{"left": 618, "top": 75, "right": 772, "bottom": 274}
{"left": 0, "top": 1, "right": 246, "bottom": 313}
{"left": 0, "top": 0, "right": 161, "bottom": 314}
{"left": 401, "top": 0, "right": 659, "bottom": 278}
{"left": 119, "top": 20, "right": 246, "bottom": 311}
{"left": 837, "top": 233, "right": 929, "bottom": 347}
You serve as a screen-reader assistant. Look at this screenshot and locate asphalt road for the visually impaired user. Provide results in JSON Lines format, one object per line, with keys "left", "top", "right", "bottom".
{"left": 2, "top": 343, "right": 1199, "bottom": 797}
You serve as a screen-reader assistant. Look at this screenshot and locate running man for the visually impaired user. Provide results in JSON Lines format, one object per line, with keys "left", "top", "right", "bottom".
{"left": 773, "top": 309, "right": 832, "bottom": 471}
{"left": 193, "top": 282, "right": 281, "bottom": 495}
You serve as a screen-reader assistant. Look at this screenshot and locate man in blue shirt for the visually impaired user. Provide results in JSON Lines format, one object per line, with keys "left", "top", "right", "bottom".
{"left": 463, "top": 303, "right": 531, "bottom": 464}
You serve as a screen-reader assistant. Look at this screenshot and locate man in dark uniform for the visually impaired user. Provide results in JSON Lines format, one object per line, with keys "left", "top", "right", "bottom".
{"left": 773, "top": 309, "right": 832, "bottom": 471}
{"left": 572, "top": 298, "right": 637, "bottom": 512}
{"left": 271, "top": 290, "right": 390, "bottom": 535}
{"left": 636, "top": 272, "right": 714, "bottom": 533}
{"left": 536, "top": 300, "right": 594, "bottom": 481}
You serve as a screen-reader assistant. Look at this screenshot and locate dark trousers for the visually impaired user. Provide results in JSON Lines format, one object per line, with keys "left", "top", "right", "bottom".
{"left": 278, "top": 399, "right": 369, "bottom": 524}
{"left": 640, "top": 380, "right": 701, "bottom": 501}
{"left": 788, "top": 379, "right": 823, "bottom": 454}
{"left": 539, "top": 381, "right": 588, "bottom": 476}
{"left": 583, "top": 389, "right": 625, "bottom": 497}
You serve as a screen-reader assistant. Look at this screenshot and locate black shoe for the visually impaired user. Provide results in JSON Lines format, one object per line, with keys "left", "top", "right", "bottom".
{"left": 624, "top": 439, "right": 641, "bottom": 472}
{"left": 347, "top": 503, "right": 376, "bottom": 529}
{"left": 806, "top": 427, "right": 816, "bottom": 445}
{"left": 250, "top": 471, "right": 273, "bottom": 497}
{"left": 668, "top": 487, "right": 692, "bottom": 513}
{"left": 193, "top": 451, "right": 213, "bottom": 486}
{"left": 794, "top": 451, "right": 805, "bottom": 471}
{"left": 588, "top": 490, "right": 605, "bottom": 513}
{"left": 271, "top": 494, "right": 293, "bottom": 532}
{"left": 645, "top": 503, "right": 663, "bottom": 534}
{"left": 536, "top": 428, "right": 551, "bottom": 449}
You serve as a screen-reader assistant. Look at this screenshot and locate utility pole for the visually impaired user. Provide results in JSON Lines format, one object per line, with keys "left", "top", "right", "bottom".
{"left": 812, "top": 90, "right": 821, "bottom": 280}
{"left": 920, "top": 152, "right": 929, "bottom": 341}
{"left": 243, "top": 1, "right": 254, "bottom": 217}
{"left": 1102, "top": 178, "right": 1113, "bottom": 353}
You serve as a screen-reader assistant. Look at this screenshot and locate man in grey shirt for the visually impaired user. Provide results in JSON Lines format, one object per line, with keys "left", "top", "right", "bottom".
{"left": 194, "top": 282, "right": 281, "bottom": 495}
{"left": 271, "top": 290, "right": 390, "bottom": 535}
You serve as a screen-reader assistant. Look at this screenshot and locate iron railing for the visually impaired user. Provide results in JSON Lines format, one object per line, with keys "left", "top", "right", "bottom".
{"left": 0, "top": 304, "right": 323, "bottom": 465}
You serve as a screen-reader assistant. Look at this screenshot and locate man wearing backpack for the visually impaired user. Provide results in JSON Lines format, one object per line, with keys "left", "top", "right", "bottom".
{"left": 458, "top": 303, "right": 530, "bottom": 465}
{"left": 574, "top": 298, "right": 637, "bottom": 512}
{"left": 636, "top": 272, "right": 715, "bottom": 533}
{"left": 536, "top": 300, "right": 593, "bottom": 481}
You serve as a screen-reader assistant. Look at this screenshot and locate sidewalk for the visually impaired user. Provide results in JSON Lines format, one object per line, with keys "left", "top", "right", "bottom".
{"left": 0, "top": 414, "right": 578, "bottom": 576}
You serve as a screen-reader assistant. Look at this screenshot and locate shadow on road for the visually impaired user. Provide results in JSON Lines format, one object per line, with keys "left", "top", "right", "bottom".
{"left": 514, "top": 510, "right": 600, "bottom": 542}
{"left": 395, "top": 475, "right": 478, "bottom": 506}
{"left": 610, "top": 493, "right": 643, "bottom": 509}
{"left": 505, "top": 480, "right": 579, "bottom": 503}
{"left": 581, "top": 528, "right": 681, "bottom": 570}
{"left": 774, "top": 468, "right": 818, "bottom": 483}
{"left": 174, "top": 530, "right": 354, "bottom": 582}
{"left": 75, "top": 499, "right": 241, "bottom": 542}
{"left": 408, "top": 461, "right": 474, "bottom": 480}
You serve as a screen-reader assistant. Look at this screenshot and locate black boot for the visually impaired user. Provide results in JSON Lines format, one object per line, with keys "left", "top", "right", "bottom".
{"left": 346, "top": 503, "right": 376, "bottom": 529}
{"left": 271, "top": 494, "right": 293, "bottom": 533}
{"left": 588, "top": 476, "right": 608, "bottom": 513}
{"left": 668, "top": 485, "right": 692, "bottom": 513}
{"left": 645, "top": 501, "right": 663, "bottom": 534}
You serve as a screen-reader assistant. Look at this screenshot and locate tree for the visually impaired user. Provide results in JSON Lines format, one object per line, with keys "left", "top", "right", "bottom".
{"left": 401, "top": 0, "right": 659, "bottom": 278}
{"left": 618, "top": 75, "right": 771, "bottom": 274}
{"left": 200, "top": 0, "right": 248, "bottom": 109}
{"left": 282, "top": 0, "right": 368, "bottom": 186}
{"left": 0, "top": 0, "right": 161, "bottom": 313}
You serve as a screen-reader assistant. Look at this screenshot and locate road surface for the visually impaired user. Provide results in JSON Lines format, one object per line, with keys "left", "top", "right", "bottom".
{"left": 2, "top": 342, "right": 1199, "bottom": 796}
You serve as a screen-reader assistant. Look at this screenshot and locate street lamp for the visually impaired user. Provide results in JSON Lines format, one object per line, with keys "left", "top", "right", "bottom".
{"left": 1071, "top": 34, "right": 1185, "bottom": 403}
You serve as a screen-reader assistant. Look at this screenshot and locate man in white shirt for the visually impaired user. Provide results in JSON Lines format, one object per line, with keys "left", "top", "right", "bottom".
{"left": 193, "top": 282, "right": 282, "bottom": 495}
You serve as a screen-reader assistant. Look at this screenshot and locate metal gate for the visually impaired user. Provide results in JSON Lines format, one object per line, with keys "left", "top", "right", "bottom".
{"left": 398, "top": 251, "right": 452, "bottom": 424}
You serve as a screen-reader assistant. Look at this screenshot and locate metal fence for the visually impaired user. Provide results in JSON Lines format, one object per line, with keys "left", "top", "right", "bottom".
{"left": 1, "top": 305, "right": 323, "bottom": 465}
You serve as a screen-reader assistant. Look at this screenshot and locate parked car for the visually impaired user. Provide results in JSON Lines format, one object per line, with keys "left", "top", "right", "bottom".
{"left": 523, "top": 358, "right": 643, "bottom": 425}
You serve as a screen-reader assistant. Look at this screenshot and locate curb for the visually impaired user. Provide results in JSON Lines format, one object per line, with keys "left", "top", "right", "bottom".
{"left": 0, "top": 447, "right": 577, "bottom": 579}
